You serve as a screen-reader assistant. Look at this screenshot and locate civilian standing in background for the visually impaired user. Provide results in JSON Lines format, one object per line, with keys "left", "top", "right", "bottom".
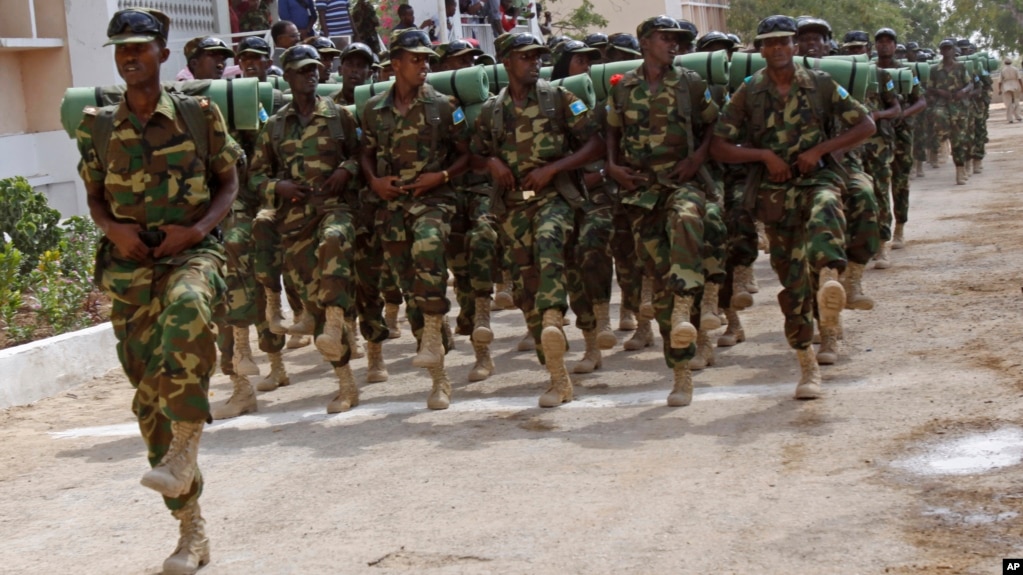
{"left": 279, "top": 0, "right": 319, "bottom": 38}
{"left": 317, "top": 0, "right": 354, "bottom": 39}
{"left": 999, "top": 58, "right": 1023, "bottom": 123}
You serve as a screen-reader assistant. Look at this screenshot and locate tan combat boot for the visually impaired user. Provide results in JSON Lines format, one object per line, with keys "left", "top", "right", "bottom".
{"left": 412, "top": 314, "right": 445, "bottom": 368}
{"left": 638, "top": 276, "right": 654, "bottom": 321}
{"left": 891, "top": 223, "right": 905, "bottom": 250}
{"left": 840, "top": 262, "right": 874, "bottom": 311}
{"left": 473, "top": 296, "right": 494, "bottom": 344}
{"left": 315, "top": 306, "right": 347, "bottom": 362}
{"left": 232, "top": 326, "right": 260, "bottom": 377}
{"left": 594, "top": 301, "right": 617, "bottom": 349}
{"left": 493, "top": 271, "right": 515, "bottom": 310}
{"left": 365, "top": 341, "right": 389, "bottom": 383}
{"left": 955, "top": 165, "right": 967, "bottom": 185}
{"left": 286, "top": 309, "right": 315, "bottom": 336}
{"left": 873, "top": 242, "right": 892, "bottom": 270}
{"left": 666, "top": 362, "right": 693, "bottom": 407}
{"left": 670, "top": 294, "right": 698, "bottom": 349}
{"left": 717, "top": 308, "right": 745, "bottom": 347}
{"left": 539, "top": 309, "right": 573, "bottom": 407}
{"left": 163, "top": 499, "right": 210, "bottom": 575}
{"left": 140, "top": 421, "right": 203, "bottom": 498}
{"left": 618, "top": 307, "right": 638, "bottom": 331}
{"left": 914, "top": 159, "right": 925, "bottom": 178}
{"left": 516, "top": 309, "right": 536, "bottom": 351}
{"left": 731, "top": 265, "right": 755, "bottom": 310}
{"left": 756, "top": 220, "right": 769, "bottom": 252}
{"left": 689, "top": 330, "right": 716, "bottom": 371}
{"left": 927, "top": 148, "right": 938, "bottom": 169}
{"left": 623, "top": 318, "right": 654, "bottom": 351}
{"left": 817, "top": 322, "right": 840, "bottom": 365}
{"left": 384, "top": 302, "right": 401, "bottom": 339}
{"left": 346, "top": 318, "right": 364, "bottom": 359}
{"left": 817, "top": 267, "right": 845, "bottom": 330}
{"left": 211, "top": 374, "right": 257, "bottom": 420}
{"left": 265, "top": 288, "right": 287, "bottom": 334}
{"left": 327, "top": 364, "right": 359, "bottom": 413}
{"left": 973, "top": 158, "right": 983, "bottom": 173}
{"left": 256, "top": 352, "right": 290, "bottom": 392}
{"left": 795, "top": 347, "right": 822, "bottom": 399}
{"left": 468, "top": 340, "right": 494, "bottom": 382}
{"left": 426, "top": 365, "right": 452, "bottom": 409}
{"left": 286, "top": 334, "right": 311, "bottom": 349}
{"left": 699, "top": 282, "right": 722, "bottom": 331}
{"left": 573, "top": 329, "right": 602, "bottom": 374}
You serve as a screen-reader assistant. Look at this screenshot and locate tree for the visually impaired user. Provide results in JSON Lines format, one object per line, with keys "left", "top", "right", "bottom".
{"left": 946, "top": 0, "right": 1023, "bottom": 53}
{"left": 547, "top": 0, "right": 609, "bottom": 37}
{"left": 728, "top": 0, "right": 907, "bottom": 46}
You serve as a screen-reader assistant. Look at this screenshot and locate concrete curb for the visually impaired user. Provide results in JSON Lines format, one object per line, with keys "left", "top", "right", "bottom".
{"left": 0, "top": 322, "right": 119, "bottom": 409}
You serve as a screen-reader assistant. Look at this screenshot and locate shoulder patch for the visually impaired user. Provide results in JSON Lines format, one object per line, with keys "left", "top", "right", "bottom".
{"left": 356, "top": 127, "right": 363, "bottom": 139}
{"left": 83, "top": 106, "right": 99, "bottom": 116}
{"left": 452, "top": 106, "right": 465, "bottom": 125}
{"left": 704, "top": 88, "right": 712, "bottom": 103}
{"left": 837, "top": 85, "right": 850, "bottom": 100}
{"left": 569, "top": 100, "right": 588, "bottom": 116}
{"left": 913, "top": 76, "right": 920, "bottom": 85}
{"left": 886, "top": 79, "right": 895, "bottom": 91}
{"left": 258, "top": 104, "right": 269, "bottom": 123}
{"left": 744, "top": 76, "right": 753, "bottom": 84}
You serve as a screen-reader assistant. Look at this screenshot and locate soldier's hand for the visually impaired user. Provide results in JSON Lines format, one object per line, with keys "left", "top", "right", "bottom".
{"left": 153, "top": 225, "right": 204, "bottom": 259}
{"left": 371, "top": 176, "right": 404, "bottom": 201}
{"left": 107, "top": 222, "right": 148, "bottom": 262}
{"left": 607, "top": 163, "right": 646, "bottom": 191}
{"left": 402, "top": 171, "right": 446, "bottom": 197}
{"left": 521, "top": 164, "right": 556, "bottom": 193}
{"left": 486, "top": 158, "right": 516, "bottom": 192}
{"left": 795, "top": 148, "right": 823, "bottom": 176}
{"left": 277, "top": 180, "right": 312, "bottom": 204}
{"left": 667, "top": 158, "right": 700, "bottom": 183}
{"left": 763, "top": 152, "right": 792, "bottom": 183}
{"left": 322, "top": 168, "right": 351, "bottom": 196}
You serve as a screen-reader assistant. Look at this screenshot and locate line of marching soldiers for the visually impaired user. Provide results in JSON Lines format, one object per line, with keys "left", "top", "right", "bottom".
{"left": 197, "top": 14, "right": 990, "bottom": 418}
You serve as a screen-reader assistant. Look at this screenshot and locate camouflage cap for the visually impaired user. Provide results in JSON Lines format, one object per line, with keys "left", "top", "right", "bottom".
{"left": 874, "top": 27, "right": 897, "bottom": 42}
{"left": 905, "top": 41, "right": 920, "bottom": 51}
{"left": 637, "top": 15, "right": 693, "bottom": 41}
{"left": 281, "top": 44, "right": 325, "bottom": 71}
{"left": 184, "top": 36, "right": 234, "bottom": 60}
{"left": 439, "top": 39, "right": 483, "bottom": 60}
{"left": 583, "top": 32, "right": 609, "bottom": 47}
{"left": 389, "top": 28, "right": 440, "bottom": 58}
{"left": 956, "top": 38, "right": 973, "bottom": 48}
{"left": 842, "top": 30, "right": 870, "bottom": 47}
{"left": 938, "top": 38, "right": 955, "bottom": 49}
{"left": 696, "top": 30, "right": 734, "bottom": 52}
{"left": 553, "top": 39, "right": 600, "bottom": 66}
{"left": 755, "top": 15, "right": 797, "bottom": 40}
{"left": 607, "top": 33, "right": 641, "bottom": 56}
{"left": 475, "top": 53, "right": 497, "bottom": 66}
{"left": 236, "top": 36, "right": 271, "bottom": 57}
{"left": 340, "top": 42, "right": 376, "bottom": 64}
{"left": 676, "top": 19, "right": 699, "bottom": 39}
{"left": 796, "top": 16, "right": 832, "bottom": 40}
{"left": 304, "top": 36, "right": 342, "bottom": 55}
{"left": 104, "top": 8, "right": 170, "bottom": 46}
{"left": 495, "top": 32, "right": 549, "bottom": 59}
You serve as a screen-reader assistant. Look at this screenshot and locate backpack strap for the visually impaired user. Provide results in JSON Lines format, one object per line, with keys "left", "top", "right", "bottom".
{"left": 488, "top": 87, "right": 509, "bottom": 146}
{"left": 168, "top": 93, "right": 210, "bottom": 165}
{"left": 268, "top": 101, "right": 292, "bottom": 172}
{"left": 91, "top": 106, "right": 118, "bottom": 168}
{"left": 535, "top": 79, "right": 562, "bottom": 135}
{"left": 672, "top": 66, "right": 698, "bottom": 156}
{"left": 744, "top": 71, "right": 769, "bottom": 148}
{"left": 805, "top": 69, "right": 836, "bottom": 139}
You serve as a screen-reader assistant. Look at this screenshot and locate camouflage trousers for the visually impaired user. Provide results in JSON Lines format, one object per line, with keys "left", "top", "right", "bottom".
{"left": 702, "top": 200, "right": 727, "bottom": 284}
{"left": 611, "top": 205, "right": 642, "bottom": 314}
{"left": 499, "top": 192, "right": 573, "bottom": 363}
{"left": 912, "top": 111, "right": 931, "bottom": 162}
{"left": 719, "top": 181, "right": 759, "bottom": 308}
{"left": 380, "top": 201, "right": 453, "bottom": 348}
{"left": 841, "top": 163, "right": 881, "bottom": 266}
{"left": 930, "top": 103, "right": 969, "bottom": 167}
{"left": 352, "top": 203, "right": 391, "bottom": 344}
{"left": 862, "top": 134, "right": 894, "bottom": 242}
{"left": 221, "top": 211, "right": 284, "bottom": 353}
{"left": 446, "top": 191, "right": 497, "bottom": 336}
{"left": 971, "top": 99, "right": 988, "bottom": 160}
{"left": 566, "top": 199, "right": 614, "bottom": 332}
{"left": 622, "top": 184, "right": 707, "bottom": 368}
{"left": 891, "top": 122, "right": 914, "bottom": 225}
{"left": 110, "top": 252, "right": 225, "bottom": 510}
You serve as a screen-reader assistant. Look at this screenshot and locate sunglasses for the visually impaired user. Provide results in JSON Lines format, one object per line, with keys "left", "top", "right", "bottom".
{"left": 393, "top": 30, "right": 432, "bottom": 49}
{"left": 758, "top": 16, "right": 797, "bottom": 35}
{"left": 284, "top": 45, "right": 320, "bottom": 63}
{"left": 446, "top": 40, "right": 475, "bottom": 52}
{"left": 238, "top": 37, "right": 270, "bottom": 52}
{"left": 503, "top": 33, "right": 542, "bottom": 54}
{"left": 608, "top": 34, "right": 640, "bottom": 51}
{"left": 584, "top": 33, "right": 608, "bottom": 46}
{"left": 107, "top": 10, "right": 165, "bottom": 38}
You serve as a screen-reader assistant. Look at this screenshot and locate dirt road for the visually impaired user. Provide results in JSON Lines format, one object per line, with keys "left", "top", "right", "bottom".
{"left": 1, "top": 113, "right": 1021, "bottom": 575}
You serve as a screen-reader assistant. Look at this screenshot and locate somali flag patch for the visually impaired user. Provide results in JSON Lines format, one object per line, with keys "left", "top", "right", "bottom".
{"left": 837, "top": 85, "right": 850, "bottom": 100}
{"left": 453, "top": 107, "right": 466, "bottom": 124}
{"left": 913, "top": 76, "right": 920, "bottom": 85}
{"left": 569, "top": 100, "right": 588, "bottom": 116}
{"left": 258, "top": 104, "right": 269, "bottom": 123}
{"left": 705, "top": 88, "right": 712, "bottom": 102}
{"left": 356, "top": 127, "right": 363, "bottom": 139}
{"left": 886, "top": 79, "right": 895, "bottom": 91}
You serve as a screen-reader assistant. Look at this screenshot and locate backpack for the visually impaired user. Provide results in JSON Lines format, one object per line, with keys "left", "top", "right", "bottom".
{"left": 362, "top": 84, "right": 452, "bottom": 174}
{"left": 90, "top": 92, "right": 211, "bottom": 168}
{"left": 479, "top": 79, "right": 568, "bottom": 148}
{"left": 610, "top": 64, "right": 707, "bottom": 156}
{"left": 265, "top": 97, "right": 347, "bottom": 172}
{"left": 743, "top": 67, "right": 836, "bottom": 148}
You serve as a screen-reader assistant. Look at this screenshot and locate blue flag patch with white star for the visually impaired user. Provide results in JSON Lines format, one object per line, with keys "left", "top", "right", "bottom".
{"left": 453, "top": 107, "right": 465, "bottom": 124}
{"left": 569, "top": 100, "right": 588, "bottom": 116}
{"left": 837, "top": 85, "right": 850, "bottom": 100}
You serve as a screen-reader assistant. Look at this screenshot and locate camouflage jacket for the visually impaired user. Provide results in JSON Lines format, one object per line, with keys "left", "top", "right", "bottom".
{"left": 349, "top": 0, "right": 381, "bottom": 54}
{"left": 249, "top": 96, "right": 361, "bottom": 234}
{"left": 929, "top": 62, "right": 971, "bottom": 110}
{"left": 235, "top": 0, "right": 273, "bottom": 32}
{"left": 471, "top": 81, "right": 598, "bottom": 195}
{"left": 76, "top": 89, "right": 240, "bottom": 304}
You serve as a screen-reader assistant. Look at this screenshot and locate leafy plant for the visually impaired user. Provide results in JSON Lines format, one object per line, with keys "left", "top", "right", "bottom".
{"left": 0, "top": 176, "right": 62, "bottom": 274}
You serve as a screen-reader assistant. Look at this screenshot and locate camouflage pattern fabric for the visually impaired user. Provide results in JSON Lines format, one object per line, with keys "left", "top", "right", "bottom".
{"left": 838, "top": 154, "right": 881, "bottom": 265}
{"left": 236, "top": 0, "right": 273, "bottom": 32}
{"left": 891, "top": 121, "right": 913, "bottom": 225}
{"left": 970, "top": 70, "right": 992, "bottom": 160}
{"left": 447, "top": 173, "right": 497, "bottom": 335}
{"left": 566, "top": 195, "right": 614, "bottom": 331}
{"left": 348, "top": 0, "right": 381, "bottom": 55}
{"left": 860, "top": 69, "right": 898, "bottom": 242}
{"left": 611, "top": 207, "right": 642, "bottom": 314}
{"left": 718, "top": 164, "right": 759, "bottom": 309}
{"left": 353, "top": 198, "right": 392, "bottom": 344}
{"left": 76, "top": 90, "right": 239, "bottom": 511}
{"left": 928, "top": 62, "right": 971, "bottom": 167}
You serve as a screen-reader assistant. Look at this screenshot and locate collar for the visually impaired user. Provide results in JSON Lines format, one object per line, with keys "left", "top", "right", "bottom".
{"left": 751, "top": 64, "right": 816, "bottom": 94}
{"left": 622, "top": 63, "right": 679, "bottom": 88}
{"left": 114, "top": 89, "right": 177, "bottom": 125}
{"left": 284, "top": 95, "right": 336, "bottom": 118}
{"left": 375, "top": 83, "right": 432, "bottom": 111}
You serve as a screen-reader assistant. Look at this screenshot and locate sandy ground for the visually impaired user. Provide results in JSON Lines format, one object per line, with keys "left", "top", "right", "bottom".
{"left": 2, "top": 111, "right": 1023, "bottom": 575}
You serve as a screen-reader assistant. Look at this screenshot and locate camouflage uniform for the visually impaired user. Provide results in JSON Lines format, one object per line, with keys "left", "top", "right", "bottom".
{"left": 235, "top": 0, "right": 273, "bottom": 32}
{"left": 716, "top": 66, "right": 869, "bottom": 349}
{"left": 860, "top": 68, "right": 899, "bottom": 242}
{"left": 76, "top": 90, "right": 240, "bottom": 510}
{"left": 249, "top": 96, "right": 362, "bottom": 364}
{"left": 891, "top": 71, "right": 924, "bottom": 226}
{"left": 448, "top": 170, "right": 497, "bottom": 335}
{"left": 971, "top": 67, "right": 992, "bottom": 164}
{"left": 607, "top": 64, "right": 718, "bottom": 367}
{"left": 929, "top": 62, "right": 971, "bottom": 167}
{"left": 837, "top": 150, "right": 880, "bottom": 266}
{"left": 348, "top": 0, "right": 382, "bottom": 55}
{"left": 361, "top": 84, "right": 467, "bottom": 343}
{"left": 471, "top": 80, "right": 598, "bottom": 360}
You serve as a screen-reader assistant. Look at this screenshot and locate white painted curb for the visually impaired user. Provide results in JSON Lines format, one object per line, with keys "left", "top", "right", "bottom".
{"left": 0, "top": 322, "right": 119, "bottom": 409}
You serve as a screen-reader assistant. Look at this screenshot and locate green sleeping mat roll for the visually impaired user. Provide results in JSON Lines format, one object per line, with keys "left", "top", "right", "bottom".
{"left": 354, "top": 66, "right": 492, "bottom": 110}
{"left": 728, "top": 53, "right": 871, "bottom": 101}
{"left": 549, "top": 74, "right": 596, "bottom": 109}
{"left": 587, "top": 50, "right": 729, "bottom": 101}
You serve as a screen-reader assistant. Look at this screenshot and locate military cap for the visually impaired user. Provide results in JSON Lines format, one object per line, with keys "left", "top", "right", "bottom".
{"left": 842, "top": 30, "right": 870, "bottom": 47}
{"left": 546, "top": 35, "right": 572, "bottom": 49}
{"left": 895, "top": 43, "right": 906, "bottom": 52}
{"left": 236, "top": 36, "right": 271, "bottom": 57}
{"left": 905, "top": 41, "right": 920, "bottom": 51}
{"left": 938, "top": 39, "right": 955, "bottom": 49}
{"left": 553, "top": 39, "right": 601, "bottom": 65}
{"left": 676, "top": 19, "right": 699, "bottom": 39}
{"left": 583, "top": 33, "right": 609, "bottom": 47}
{"left": 796, "top": 17, "right": 832, "bottom": 40}
{"left": 340, "top": 42, "right": 376, "bottom": 64}
{"left": 755, "top": 15, "right": 797, "bottom": 40}
{"left": 184, "top": 36, "right": 234, "bottom": 60}
{"left": 496, "top": 32, "right": 549, "bottom": 59}
{"left": 304, "top": 36, "right": 342, "bottom": 55}
{"left": 607, "top": 33, "right": 641, "bottom": 56}
{"left": 281, "top": 44, "right": 324, "bottom": 71}
{"left": 636, "top": 16, "right": 693, "bottom": 41}
{"left": 696, "top": 31, "right": 734, "bottom": 52}
{"left": 104, "top": 8, "right": 170, "bottom": 46}
{"left": 956, "top": 38, "right": 973, "bottom": 48}
{"left": 727, "top": 33, "right": 742, "bottom": 46}
{"left": 439, "top": 39, "right": 484, "bottom": 60}
{"left": 389, "top": 28, "right": 440, "bottom": 58}
{"left": 874, "top": 27, "right": 897, "bottom": 41}
{"left": 475, "top": 53, "right": 496, "bottom": 66}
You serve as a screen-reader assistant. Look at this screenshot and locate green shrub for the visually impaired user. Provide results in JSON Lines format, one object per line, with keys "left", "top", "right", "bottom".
{"left": 0, "top": 176, "right": 62, "bottom": 273}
